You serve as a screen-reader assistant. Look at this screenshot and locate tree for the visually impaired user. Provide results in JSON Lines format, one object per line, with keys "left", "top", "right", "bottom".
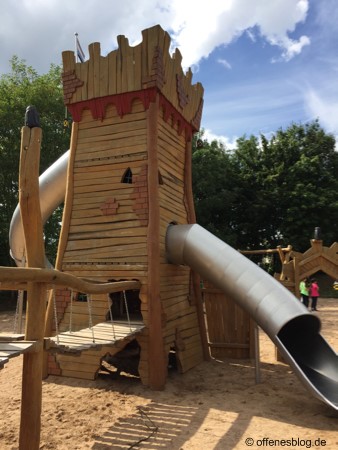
{"left": 231, "top": 122, "right": 338, "bottom": 252}
{"left": 192, "top": 121, "right": 338, "bottom": 256}
{"left": 228, "top": 135, "right": 276, "bottom": 250}
{"left": 260, "top": 121, "right": 338, "bottom": 250}
{"left": 0, "top": 56, "right": 70, "bottom": 267}
{"left": 192, "top": 132, "right": 238, "bottom": 246}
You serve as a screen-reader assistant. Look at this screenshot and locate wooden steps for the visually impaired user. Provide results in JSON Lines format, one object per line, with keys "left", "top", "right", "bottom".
{"left": 46, "top": 320, "right": 145, "bottom": 354}
{"left": 0, "top": 340, "right": 38, "bottom": 369}
{"left": 0, "top": 333, "right": 25, "bottom": 342}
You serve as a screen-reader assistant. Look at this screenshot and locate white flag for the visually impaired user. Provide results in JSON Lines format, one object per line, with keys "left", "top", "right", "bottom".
{"left": 75, "top": 34, "right": 85, "bottom": 63}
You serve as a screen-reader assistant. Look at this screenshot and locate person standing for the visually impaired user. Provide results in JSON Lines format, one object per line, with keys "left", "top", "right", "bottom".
{"left": 299, "top": 278, "right": 310, "bottom": 309}
{"left": 309, "top": 278, "right": 320, "bottom": 311}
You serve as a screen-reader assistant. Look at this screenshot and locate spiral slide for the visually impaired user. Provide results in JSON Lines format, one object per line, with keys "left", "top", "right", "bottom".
{"left": 9, "top": 150, "right": 69, "bottom": 267}
{"left": 9, "top": 154, "right": 338, "bottom": 410}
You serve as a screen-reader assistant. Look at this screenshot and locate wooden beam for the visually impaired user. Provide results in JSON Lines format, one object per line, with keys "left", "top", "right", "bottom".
{"left": 18, "top": 124, "right": 46, "bottom": 450}
{"left": 0, "top": 267, "right": 141, "bottom": 294}
{"left": 240, "top": 247, "right": 291, "bottom": 255}
{"left": 147, "top": 95, "right": 167, "bottom": 389}
{"left": 208, "top": 342, "right": 249, "bottom": 349}
{"left": 44, "top": 121, "right": 78, "bottom": 353}
{"left": 184, "top": 136, "right": 210, "bottom": 361}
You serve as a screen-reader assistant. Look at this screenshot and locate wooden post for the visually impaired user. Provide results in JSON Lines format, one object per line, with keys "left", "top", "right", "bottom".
{"left": 16, "top": 289, "right": 25, "bottom": 334}
{"left": 18, "top": 123, "right": 46, "bottom": 450}
{"left": 43, "top": 121, "right": 78, "bottom": 378}
{"left": 184, "top": 137, "right": 210, "bottom": 360}
{"left": 147, "top": 95, "right": 167, "bottom": 389}
{"left": 294, "top": 256, "right": 300, "bottom": 299}
{"left": 254, "top": 324, "right": 261, "bottom": 383}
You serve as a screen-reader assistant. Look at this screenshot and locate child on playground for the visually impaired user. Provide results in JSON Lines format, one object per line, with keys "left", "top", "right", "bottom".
{"left": 309, "top": 278, "right": 320, "bottom": 312}
{"left": 299, "top": 278, "right": 310, "bottom": 309}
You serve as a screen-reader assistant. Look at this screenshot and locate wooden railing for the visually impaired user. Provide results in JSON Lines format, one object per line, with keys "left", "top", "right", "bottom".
{"left": 0, "top": 267, "right": 141, "bottom": 294}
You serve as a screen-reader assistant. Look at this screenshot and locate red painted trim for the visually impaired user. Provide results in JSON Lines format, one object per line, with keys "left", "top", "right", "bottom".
{"left": 67, "top": 88, "right": 196, "bottom": 141}
{"left": 68, "top": 88, "right": 157, "bottom": 122}
{"left": 158, "top": 95, "right": 194, "bottom": 140}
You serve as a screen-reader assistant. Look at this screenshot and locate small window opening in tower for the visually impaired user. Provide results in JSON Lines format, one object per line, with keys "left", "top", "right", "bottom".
{"left": 122, "top": 167, "right": 133, "bottom": 184}
{"left": 75, "top": 292, "right": 87, "bottom": 302}
{"left": 158, "top": 170, "right": 164, "bottom": 185}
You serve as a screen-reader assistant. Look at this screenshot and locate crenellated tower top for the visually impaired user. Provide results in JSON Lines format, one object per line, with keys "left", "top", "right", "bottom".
{"left": 62, "top": 24, "right": 204, "bottom": 136}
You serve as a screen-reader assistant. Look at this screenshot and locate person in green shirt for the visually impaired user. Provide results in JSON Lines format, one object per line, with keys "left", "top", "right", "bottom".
{"left": 299, "top": 278, "right": 310, "bottom": 309}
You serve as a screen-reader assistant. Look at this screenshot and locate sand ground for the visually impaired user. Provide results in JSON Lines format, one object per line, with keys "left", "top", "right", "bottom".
{"left": 0, "top": 297, "right": 338, "bottom": 449}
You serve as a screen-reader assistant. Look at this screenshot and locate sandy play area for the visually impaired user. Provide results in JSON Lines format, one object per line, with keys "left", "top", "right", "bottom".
{"left": 0, "top": 297, "right": 338, "bottom": 449}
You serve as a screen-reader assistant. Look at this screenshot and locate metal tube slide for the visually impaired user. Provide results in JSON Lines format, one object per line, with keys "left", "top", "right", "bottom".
{"left": 166, "top": 224, "right": 338, "bottom": 410}
{"left": 9, "top": 150, "right": 70, "bottom": 267}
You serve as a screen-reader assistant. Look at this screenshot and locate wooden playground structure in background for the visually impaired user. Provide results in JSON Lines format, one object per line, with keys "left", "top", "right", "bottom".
{"left": 204, "top": 237, "right": 338, "bottom": 361}
{"left": 241, "top": 238, "right": 338, "bottom": 297}
{"left": 277, "top": 239, "right": 338, "bottom": 297}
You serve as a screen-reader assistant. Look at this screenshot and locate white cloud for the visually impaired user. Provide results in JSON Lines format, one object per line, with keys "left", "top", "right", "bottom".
{"left": 204, "top": 129, "right": 238, "bottom": 150}
{"left": 305, "top": 89, "right": 338, "bottom": 135}
{"left": 281, "top": 35, "right": 310, "bottom": 61}
{"left": 168, "top": 0, "right": 310, "bottom": 67}
{"left": 246, "top": 29, "right": 257, "bottom": 43}
{"left": 271, "top": 35, "right": 310, "bottom": 62}
{"left": 0, "top": 0, "right": 310, "bottom": 74}
{"left": 217, "top": 58, "right": 232, "bottom": 70}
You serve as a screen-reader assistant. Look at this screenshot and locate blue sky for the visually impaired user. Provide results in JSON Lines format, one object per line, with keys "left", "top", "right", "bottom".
{"left": 1, "top": 0, "right": 337, "bottom": 148}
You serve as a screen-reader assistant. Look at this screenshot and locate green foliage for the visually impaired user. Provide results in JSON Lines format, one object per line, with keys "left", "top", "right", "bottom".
{"left": 0, "top": 56, "right": 70, "bottom": 266}
{"left": 192, "top": 122, "right": 338, "bottom": 255}
{"left": 262, "top": 122, "right": 338, "bottom": 250}
{"left": 192, "top": 132, "right": 238, "bottom": 246}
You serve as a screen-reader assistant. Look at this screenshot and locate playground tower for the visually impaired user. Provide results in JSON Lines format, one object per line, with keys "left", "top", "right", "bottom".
{"left": 47, "top": 25, "right": 207, "bottom": 388}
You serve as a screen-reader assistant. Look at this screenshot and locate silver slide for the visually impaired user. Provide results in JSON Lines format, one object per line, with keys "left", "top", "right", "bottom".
{"left": 166, "top": 224, "right": 338, "bottom": 411}
{"left": 9, "top": 150, "right": 69, "bottom": 267}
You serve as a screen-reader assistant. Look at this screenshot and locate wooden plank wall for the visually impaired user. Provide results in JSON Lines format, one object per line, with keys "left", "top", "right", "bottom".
{"left": 52, "top": 334, "right": 140, "bottom": 380}
{"left": 54, "top": 100, "right": 150, "bottom": 381}
{"left": 158, "top": 116, "right": 203, "bottom": 373}
{"left": 61, "top": 102, "right": 148, "bottom": 273}
{"left": 63, "top": 102, "right": 147, "bottom": 267}
{"left": 202, "top": 281, "right": 254, "bottom": 359}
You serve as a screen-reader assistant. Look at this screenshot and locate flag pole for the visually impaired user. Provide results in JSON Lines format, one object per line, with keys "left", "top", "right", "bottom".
{"left": 74, "top": 32, "right": 79, "bottom": 63}
{"left": 74, "top": 32, "right": 85, "bottom": 63}
{"left": 63, "top": 32, "right": 80, "bottom": 130}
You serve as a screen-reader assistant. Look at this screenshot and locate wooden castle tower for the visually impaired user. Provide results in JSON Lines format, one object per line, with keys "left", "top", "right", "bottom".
{"left": 46, "top": 25, "right": 208, "bottom": 389}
